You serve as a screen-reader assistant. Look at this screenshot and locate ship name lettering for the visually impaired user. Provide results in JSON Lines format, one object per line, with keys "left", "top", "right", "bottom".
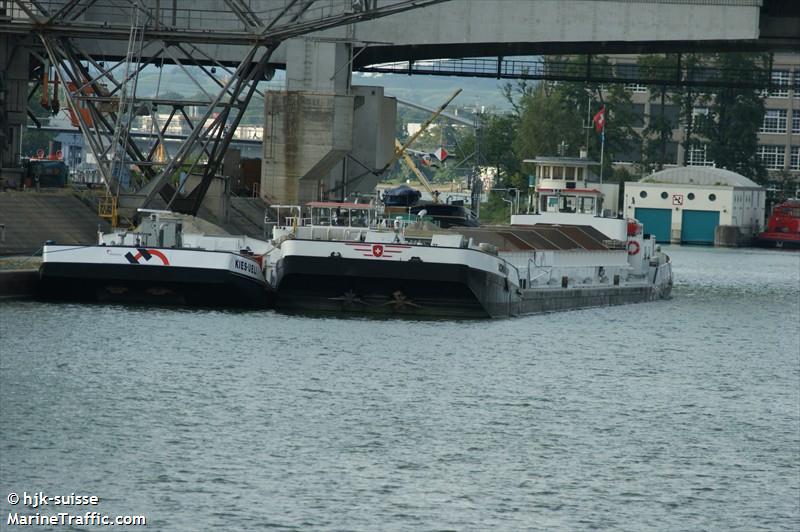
{"left": 234, "top": 259, "right": 258, "bottom": 275}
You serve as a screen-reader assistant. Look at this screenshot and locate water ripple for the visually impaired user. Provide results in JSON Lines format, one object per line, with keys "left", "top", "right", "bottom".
{"left": 1, "top": 246, "right": 798, "bottom": 531}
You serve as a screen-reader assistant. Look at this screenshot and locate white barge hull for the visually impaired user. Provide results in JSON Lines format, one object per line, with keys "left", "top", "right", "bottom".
{"left": 271, "top": 240, "right": 515, "bottom": 318}
{"left": 268, "top": 239, "right": 672, "bottom": 319}
{"left": 40, "top": 245, "right": 270, "bottom": 308}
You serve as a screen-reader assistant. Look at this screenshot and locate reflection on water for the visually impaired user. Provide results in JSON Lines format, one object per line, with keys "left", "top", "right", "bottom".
{"left": 1, "top": 246, "right": 798, "bottom": 530}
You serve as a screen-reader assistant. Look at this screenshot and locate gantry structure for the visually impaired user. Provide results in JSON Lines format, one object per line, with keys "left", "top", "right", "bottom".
{"left": 0, "top": 0, "right": 449, "bottom": 215}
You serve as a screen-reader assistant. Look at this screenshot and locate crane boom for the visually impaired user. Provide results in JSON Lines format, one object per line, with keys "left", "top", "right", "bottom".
{"left": 396, "top": 139, "right": 438, "bottom": 202}
{"left": 377, "top": 88, "right": 462, "bottom": 175}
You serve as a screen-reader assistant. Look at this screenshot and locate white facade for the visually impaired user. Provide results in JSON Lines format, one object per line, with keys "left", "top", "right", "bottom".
{"left": 624, "top": 167, "right": 765, "bottom": 243}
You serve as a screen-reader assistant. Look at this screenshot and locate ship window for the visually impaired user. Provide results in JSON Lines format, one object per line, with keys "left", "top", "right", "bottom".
{"left": 560, "top": 196, "right": 577, "bottom": 213}
{"left": 709, "top": 193, "right": 717, "bottom": 202}
{"left": 639, "top": 191, "right": 648, "bottom": 198}
{"left": 580, "top": 197, "right": 595, "bottom": 213}
{"left": 661, "top": 192, "right": 668, "bottom": 199}
{"left": 688, "top": 193, "right": 695, "bottom": 200}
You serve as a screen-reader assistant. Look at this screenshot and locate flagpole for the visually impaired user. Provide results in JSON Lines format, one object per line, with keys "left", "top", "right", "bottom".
{"left": 599, "top": 117, "right": 605, "bottom": 186}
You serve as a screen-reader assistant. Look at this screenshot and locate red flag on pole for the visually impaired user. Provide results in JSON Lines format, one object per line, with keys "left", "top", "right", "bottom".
{"left": 592, "top": 107, "right": 606, "bottom": 132}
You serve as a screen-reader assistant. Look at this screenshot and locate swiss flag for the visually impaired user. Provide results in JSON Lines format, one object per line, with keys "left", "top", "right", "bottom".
{"left": 592, "top": 107, "right": 606, "bottom": 132}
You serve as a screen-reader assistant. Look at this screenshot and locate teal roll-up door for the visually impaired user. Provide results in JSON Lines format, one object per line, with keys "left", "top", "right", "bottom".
{"left": 634, "top": 208, "right": 672, "bottom": 243}
{"left": 681, "top": 210, "right": 719, "bottom": 245}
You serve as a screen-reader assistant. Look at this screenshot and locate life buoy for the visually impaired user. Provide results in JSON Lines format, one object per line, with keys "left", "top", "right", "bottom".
{"left": 627, "top": 240, "right": 640, "bottom": 256}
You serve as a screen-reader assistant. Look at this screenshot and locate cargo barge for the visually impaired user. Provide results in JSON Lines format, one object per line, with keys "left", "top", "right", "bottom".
{"left": 39, "top": 210, "right": 272, "bottom": 307}
{"left": 263, "top": 196, "right": 672, "bottom": 319}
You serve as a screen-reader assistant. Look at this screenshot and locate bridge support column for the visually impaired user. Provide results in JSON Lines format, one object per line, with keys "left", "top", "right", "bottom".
{"left": 327, "top": 85, "right": 396, "bottom": 202}
{"left": 261, "top": 38, "right": 354, "bottom": 205}
{"left": 0, "top": 34, "right": 29, "bottom": 187}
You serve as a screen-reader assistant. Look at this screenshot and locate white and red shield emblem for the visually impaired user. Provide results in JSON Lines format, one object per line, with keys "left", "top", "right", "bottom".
{"left": 346, "top": 242, "right": 409, "bottom": 257}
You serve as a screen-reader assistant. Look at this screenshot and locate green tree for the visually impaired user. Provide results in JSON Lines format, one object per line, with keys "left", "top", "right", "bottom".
{"left": 501, "top": 77, "right": 536, "bottom": 118}
{"left": 525, "top": 56, "right": 642, "bottom": 178}
{"left": 640, "top": 88, "right": 673, "bottom": 172}
{"left": 21, "top": 129, "right": 56, "bottom": 157}
{"left": 696, "top": 53, "right": 768, "bottom": 180}
{"left": 482, "top": 113, "right": 520, "bottom": 184}
{"left": 599, "top": 83, "right": 642, "bottom": 177}
{"left": 637, "top": 52, "right": 767, "bottom": 178}
{"left": 21, "top": 84, "right": 56, "bottom": 156}
{"left": 672, "top": 54, "right": 709, "bottom": 165}
{"left": 513, "top": 82, "right": 583, "bottom": 165}
{"left": 637, "top": 54, "right": 681, "bottom": 172}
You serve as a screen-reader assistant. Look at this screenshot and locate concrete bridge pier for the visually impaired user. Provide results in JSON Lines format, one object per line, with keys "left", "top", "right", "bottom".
{"left": 0, "top": 33, "right": 29, "bottom": 187}
{"left": 261, "top": 37, "right": 354, "bottom": 205}
{"left": 261, "top": 36, "right": 396, "bottom": 206}
{"left": 328, "top": 84, "right": 396, "bottom": 202}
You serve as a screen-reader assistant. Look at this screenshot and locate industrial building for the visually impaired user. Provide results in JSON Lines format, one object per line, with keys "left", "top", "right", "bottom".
{"left": 609, "top": 52, "right": 800, "bottom": 187}
{"left": 624, "top": 167, "right": 765, "bottom": 246}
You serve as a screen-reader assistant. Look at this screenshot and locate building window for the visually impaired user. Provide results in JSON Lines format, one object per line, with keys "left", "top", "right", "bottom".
{"left": 764, "top": 70, "right": 790, "bottom": 98}
{"left": 793, "top": 111, "right": 800, "bottom": 134}
{"left": 625, "top": 83, "right": 647, "bottom": 93}
{"left": 687, "top": 192, "right": 695, "bottom": 200}
{"left": 660, "top": 191, "right": 668, "bottom": 199}
{"left": 709, "top": 194, "right": 716, "bottom": 202}
{"left": 690, "top": 106, "right": 708, "bottom": 122}
{"left": 761, "top": 109, "right": 787, "bottom": 133}
{"left": 795, "top": 70, "right": 800, "bottom": 98}
{"left": 687, "top": 144, "right": 714, "bottom": 167}
{"left": 757, "top": 145, "right": 786, "bottom": 170}
{"left": 629, "top": 104, "right": 646, "bottom": 128}
{"left": 639, "top": 191, "right": 648, "bottom": 199}
{"left": 791, "top": 146, "right": 800, "bottom": 171}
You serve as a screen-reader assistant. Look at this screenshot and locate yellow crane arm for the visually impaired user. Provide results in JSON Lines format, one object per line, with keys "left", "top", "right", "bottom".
{"left": 396, "top": 139, "right": 438, "bottom": 202}
{"left": 377, "top": 88, "right": 462, "bottom": 175}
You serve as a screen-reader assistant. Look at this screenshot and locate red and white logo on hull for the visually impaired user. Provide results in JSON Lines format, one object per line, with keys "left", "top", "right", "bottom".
{"left": 346, "top": 243, "right": 411, "bottom": 258}
{"left": 124, "top": 248, "right": 170, "bottom": 265}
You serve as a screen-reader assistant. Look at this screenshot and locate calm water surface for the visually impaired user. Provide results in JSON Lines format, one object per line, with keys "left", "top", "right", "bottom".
{"left": 1, "top": 246, "right": 798, "bottom": 531}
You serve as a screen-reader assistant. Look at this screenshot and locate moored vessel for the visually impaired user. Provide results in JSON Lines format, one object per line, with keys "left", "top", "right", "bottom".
{"left": 263, "top": 194, "right": 672, "bottom": 318}
{"left": 39, "top": 210, "right": 272, "bottom": 307}
{"left": 755, "top": 199, "right": 800, "bottom": 249}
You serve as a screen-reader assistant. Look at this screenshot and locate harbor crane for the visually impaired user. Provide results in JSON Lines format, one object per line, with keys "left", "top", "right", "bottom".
{"left": 16, "top": 0, "right": 451, "bottom": 221}
{"left": 382, "top": 88, "right": 463, "bottom": 203}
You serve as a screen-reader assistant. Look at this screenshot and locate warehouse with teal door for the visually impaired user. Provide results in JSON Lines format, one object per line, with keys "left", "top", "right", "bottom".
{"left": 633, "top": 207, "right": 671, "bottom": 243}
{"left": 624, "top": 167, "right": 764, "bottom": 246}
